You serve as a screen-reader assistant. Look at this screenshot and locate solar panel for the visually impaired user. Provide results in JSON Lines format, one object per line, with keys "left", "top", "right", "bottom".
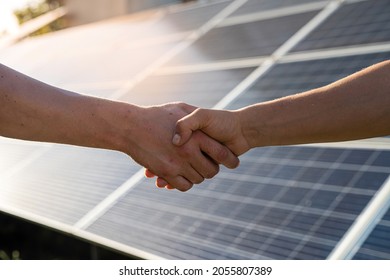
{"left": 0, "top": 0, "right": 389, "bottom": 260}
{"left": 0, "top": 145, "right": 138, "bottom": 225}
{"left": 165, "top": 10, "right": 318, "bottom": 66}
{"left": 292, "top": 0, "right": 390, "bottom": 52}
{"left": 86, "top": 146, "right": 390, "bottom": 259}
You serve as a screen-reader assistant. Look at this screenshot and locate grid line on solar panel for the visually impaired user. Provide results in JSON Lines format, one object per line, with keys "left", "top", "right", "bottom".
{"left": 292, "top": 0, "right": 390, "bottom": 53}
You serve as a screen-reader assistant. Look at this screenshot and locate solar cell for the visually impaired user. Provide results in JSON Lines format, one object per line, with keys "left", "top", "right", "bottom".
{"left": 228, "top": 0, "right": 326, "bottom": 17}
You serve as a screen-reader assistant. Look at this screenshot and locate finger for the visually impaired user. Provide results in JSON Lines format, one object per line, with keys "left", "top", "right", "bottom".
{"left": 165, "top": 176, "right": 194, "bottom": 192}
{"left": 145, "top": 169, "right": 156, "bottom": 178}
{"left": 189, "top": 150, "right": 219, "bottom": 179}
{"left": 198, "top": 132, "right": 240, "bottom": 169}
{"left": 156, "top": 177, "right": 168, "bottom": 188}
{"left": 173, "top": 108, "right": 210, "bottom": 146}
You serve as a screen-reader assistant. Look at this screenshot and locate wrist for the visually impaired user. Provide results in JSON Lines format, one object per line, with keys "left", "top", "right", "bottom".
{"left": 236, "top": 104, "right": 273, "bottom": 149}
{"left": 91, "top": 98, "right": 142, "bottom": 154}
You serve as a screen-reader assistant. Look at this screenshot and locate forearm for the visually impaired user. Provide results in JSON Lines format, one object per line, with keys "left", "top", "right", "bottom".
{"left": 0, "top": 64, "right": 239, "bottom": 191}
{"left": 0, "top": 63, "right": 131, "bottom": 152}
{"left": 239, "top": 60, "right": 390, "bottom": 148}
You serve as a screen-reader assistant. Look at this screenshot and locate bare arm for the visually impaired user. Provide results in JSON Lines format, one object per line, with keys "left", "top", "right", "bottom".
{"left": 0, "top": 63, "right": 239, "bottom": 191}
{"left": 173, "top": 60, "right": 390, "bottom": 155}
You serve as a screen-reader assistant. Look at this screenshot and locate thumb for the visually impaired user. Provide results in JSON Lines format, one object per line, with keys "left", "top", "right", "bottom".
{"left": 172, "top": 108, "right": 209, "bottom": 146}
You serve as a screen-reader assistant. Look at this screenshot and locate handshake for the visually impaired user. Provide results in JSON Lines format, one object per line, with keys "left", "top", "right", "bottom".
{"left": 1, "top": 60, "right": 389, "bottom": 192}
{"left": 126, "top": 102, "right": 248, "bottom": 192}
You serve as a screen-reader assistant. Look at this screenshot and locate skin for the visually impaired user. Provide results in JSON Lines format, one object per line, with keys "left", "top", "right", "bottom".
{"left": 148, "top": 60, "right": 390, "bottom": 189}
{"left": 0, "top": 63, "right": 239, "bottom": 191}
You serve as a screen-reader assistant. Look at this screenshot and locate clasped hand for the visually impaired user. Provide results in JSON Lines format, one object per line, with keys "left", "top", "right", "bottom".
{"left": 128, "top": 103, "right": 239, "bottom": 192}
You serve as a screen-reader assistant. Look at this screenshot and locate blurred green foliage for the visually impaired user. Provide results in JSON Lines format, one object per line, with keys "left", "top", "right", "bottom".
{"left": 13, "top": 0, "right": 67, "bottom": 37}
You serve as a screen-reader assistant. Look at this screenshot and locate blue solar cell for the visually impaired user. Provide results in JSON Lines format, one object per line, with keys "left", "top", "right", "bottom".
{"left": 372, "top": 151, "right": 390, "bottom": 167}
{"left": 298, "top": 167, "right": 329, "bottom": 183}
{"left": 234, "top": 230, "right": 270, "bottom": 255}
{"left": 279, "top": 187, "right": 308, "bottom": 205}
{"left": 286, "top": 212, "right": 321, "bottom": 234}
{"left": 313, "top": 216, "right": 353, "bottom": 241}
{"left": 264, "top": 235, "right": 302, "bottom": 259}
{"left": 325, "top": 169, "right": 357, "bottom": 187}
{"left": 273, "top": 165, "right": 302, "bottom": 180}
{"left": 316, "top": 148, "right": 344, "bottom": 163}
{"left": 354, "top": 172, "right": 389, "bottom": 190}
{"left": 308, "top": 190, "right": 340, "bottom": 210}
{"left": 343, "top": 149, "right": 375, "bottom": 165}
{"left": 293, "top": 241, "right": 334, "bottom": 259}
{"left": 333, "top": 193, "right": 372, "bottom": 215}
{"left": 228, "top": 0, "right": 325, "bottom": 17}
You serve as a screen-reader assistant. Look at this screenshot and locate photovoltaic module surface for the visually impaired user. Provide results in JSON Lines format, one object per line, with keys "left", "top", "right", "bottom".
{"left": 0, "top": 0, "right": 389, "bottom": 260}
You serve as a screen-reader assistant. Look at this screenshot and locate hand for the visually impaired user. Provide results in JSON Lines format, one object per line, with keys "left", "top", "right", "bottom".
{"left": 122, "top": 103, "right": 239, "bottom": 191}
{"left": 146, "top": 108, "right": 250, "bottom": 190}
{"left": 172, "top": 108, "right": 251, "bottom": 156}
